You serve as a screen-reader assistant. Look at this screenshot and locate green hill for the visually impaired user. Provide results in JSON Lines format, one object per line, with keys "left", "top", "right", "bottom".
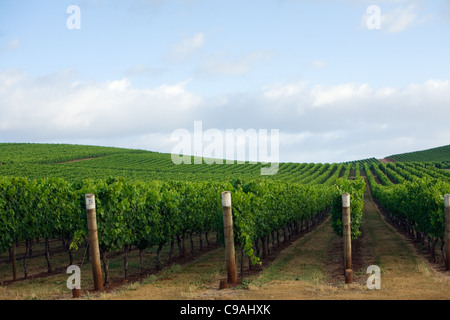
{"left": 386, "top": 144, "right": 450, "bottom": 164}
{"left": 0, "top": 142, "right": 370, "bottom": 183}
{"left": 4, "top": 142, "right": 449, "bottom": 183}
{"left": 0, "top": 143, "right": 291, "bottom": 182}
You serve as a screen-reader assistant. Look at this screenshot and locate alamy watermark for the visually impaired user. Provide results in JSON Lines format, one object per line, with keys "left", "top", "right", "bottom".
{"left": 170, "top": 121, "right": 280, "bottom": 175}
{"left": 366, "top": 5, "right": 381, "bottom": 30}
{"left": 366, "top": 265, "right": 381, "bottom": 289}
{"left": 66, "top": 265, "right": 81, "bottom": 290}
{"left": 67, "top": 5, "right": 81, "bottom": 30}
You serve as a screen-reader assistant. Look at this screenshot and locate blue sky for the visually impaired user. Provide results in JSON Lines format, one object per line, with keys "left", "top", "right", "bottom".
{"left": 1, "top": 0, "right": 450, "bottom": 163}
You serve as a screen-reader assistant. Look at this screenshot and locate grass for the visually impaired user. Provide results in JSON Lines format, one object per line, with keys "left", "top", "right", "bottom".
{"left": 248, "top": 219, "right": 335, "bottom": 289}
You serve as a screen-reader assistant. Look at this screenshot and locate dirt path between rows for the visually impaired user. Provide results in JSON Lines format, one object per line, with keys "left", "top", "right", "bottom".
{"left": 105, "top": 182, "right": 450, "bottom": 300}
{"left": 379, "top": 158, "right": 395, "bottom": 164}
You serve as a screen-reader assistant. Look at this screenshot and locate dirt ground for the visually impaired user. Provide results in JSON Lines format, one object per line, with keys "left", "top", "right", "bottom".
{"left": 378, "top": 158, "right": 395, "bottom": 164}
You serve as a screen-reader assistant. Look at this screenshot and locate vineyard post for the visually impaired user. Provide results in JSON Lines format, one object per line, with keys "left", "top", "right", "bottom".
{"left": 342, "top": 193, "right": 352, "bottom": 284}
{"left": 445, "top": 194, "right": 450, "bottom": 270}
{"left": 221, "top": 191, "right": 238, "bottom": 285}
{"left": 72, "top": 287, "right": 81, "bottom": 298}
{"left": 85, "top": 194, "right": 104, "bottom": 291}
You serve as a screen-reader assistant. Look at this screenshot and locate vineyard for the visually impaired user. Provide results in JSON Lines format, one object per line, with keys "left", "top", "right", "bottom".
{"left": 0, "top": 143, "right": 361, "bottom": 183}
{"left": 387, "top": 144, "right": 450, "bottom": 167}
{"left": 1, "top": 143, "right": 450, "bottom": 300}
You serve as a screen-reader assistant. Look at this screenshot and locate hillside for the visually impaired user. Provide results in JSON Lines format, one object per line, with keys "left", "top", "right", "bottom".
{"left": 0, "top": 143, "right": 380, "bottom": 183}
{"left": 386, "top": 144, "right": 450, "bottom": 164}
{"left": 3, "top": 142, "right": 450, "bottom": 182}
{"left": 0, "top": 143, "right": 307, "bottom": 182}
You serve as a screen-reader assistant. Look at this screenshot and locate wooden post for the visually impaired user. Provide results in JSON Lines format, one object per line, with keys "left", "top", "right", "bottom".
{"left": 67, "top": 265, "right": 82, "bottom": 298}
{"left": 72, "top": 288, "right": 81, "bottom": 298}
{"left": 219, "top": 279, "right": 229, "bottom": 290}
{"left": 221, "top": 191, "right": 238, "bottom": 285}
{"left": 342, "top": 193, "right": 352, "bottom": 284}
{"left": 445, "top": 195, "right": 450, "bottom": 270}
{"left": 85, "top": 194, "right": 103, "bottom": 291}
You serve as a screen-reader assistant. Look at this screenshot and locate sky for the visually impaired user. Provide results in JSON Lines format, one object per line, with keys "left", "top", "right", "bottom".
{"left": 1, "top": 0, "right": 450, "bottom": 163}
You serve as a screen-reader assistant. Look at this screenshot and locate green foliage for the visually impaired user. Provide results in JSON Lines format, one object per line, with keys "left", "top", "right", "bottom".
{"left": 0, "top": 175, "right": 335, "bottom": 268}
{"left": 330, "top": 178, "right": 366, "bottom": 240}
{"left": 0, "top": 143, "right": 364, "bottom": 185}
{"left": 229, "top": 180, "right": 334, "bottom": 264}
{"left": 371, "top": 178, "right": 450, "bottom": 239}
{"left": 388, "top": 144, "right": 450, "bottom": 163}
{"left": 0, "top": 176, "right": 82, "bottom": 254}
{"left": 5, "top": 142, "right": 450, "bottom": 275}
{"left": 0, "top": 177, "right": 14, "bottom": 253}
{"left": 363, "top": 162, "right": 450, "bottom": 240}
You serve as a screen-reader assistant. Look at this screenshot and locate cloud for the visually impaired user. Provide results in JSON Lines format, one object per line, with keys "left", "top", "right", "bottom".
{"left": 0, "top": 69, "right": 25, "bottom": 91}
{"left": 1, "top": 69, "right": 450, "bottom": 162}
{"left": 361, "top": 3, "right": 427, "bottom": 33}
{"left": 0, "top": 70, "right": 203, "bottom": 140}
{"left": 169, "top": 33, "right": 205, "bottom": 63}
{"left": 123, "top": 65, "right": 166, "bottom": 77}
{"left": 310, "top": 60, "right": 328, "bottom": 68}
{"left": 382, "top": 4, "right": 418, "bottom": 33}
{"left": 263, "top": 82, "right": 307, "bottom": 99}
{"left": 310, "top": 83, "right": 372, "bottom": 107}
{"left": 4, "top": 39, "right": 21, "bottom": 50}
{"left": 198, "top": 79, "right": 450, "bottom": 161}
{"left": 199, "top": 50, "right": 274, "bottom": 76}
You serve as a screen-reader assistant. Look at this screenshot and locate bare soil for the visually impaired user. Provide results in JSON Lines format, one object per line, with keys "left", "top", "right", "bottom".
{"left": 379, "top": 158, "right": 395, "bottom": 164}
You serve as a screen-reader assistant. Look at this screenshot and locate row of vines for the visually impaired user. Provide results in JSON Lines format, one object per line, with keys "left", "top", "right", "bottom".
{"left": 0, "top": 175, "right": 366, "bottom": 285}
{"left": 364, "top": 163, "right": 450, "bottom": 262}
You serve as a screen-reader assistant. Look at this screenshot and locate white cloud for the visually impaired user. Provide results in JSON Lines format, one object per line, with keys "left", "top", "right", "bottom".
{"left": 1, "top": 70, "right": 450, "bottom": 163}
{"left": 263, "top": 82, "right": 307, "bottom": 99}
{"left": 199, "top": 51, "right": 274, "bottom": 76}
{"left": 310, "top": 83, "right": 372, "bottom": 107}
{"left": 360, "top": 3, "right": 425, "bottom": 33}
{"left": 123, "top": 65, "right": 166, "bottom": 77}
{"left": 0, "top": 69, "right": 25, "bottom": 92}
{"left": 169, "top": 33, "right": 205, "bottom": 62}
{"left": 0, "top": 71, "right": 203, "bottom": 139}
{"left": 107, "top": 78, "right": 130, "bottom": 91}
{"left": 208, "top": 79, "right": 450, "bottom": 161}
{"left": 4, "top": 39, "right": 21, "bottom": 50}
{"left": 382, "top": 4, "right": 418, "bottom": 33}
{"left": 311, "top": 60, "right": 328, "bottom": 68}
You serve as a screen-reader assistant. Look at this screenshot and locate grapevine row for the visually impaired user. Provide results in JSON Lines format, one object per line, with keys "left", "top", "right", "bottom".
{"left": 0, "top": 176, "right": 339, "bottom": 283}
{"left": 364, "top": 163, "right": 450, "bottom": 261}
